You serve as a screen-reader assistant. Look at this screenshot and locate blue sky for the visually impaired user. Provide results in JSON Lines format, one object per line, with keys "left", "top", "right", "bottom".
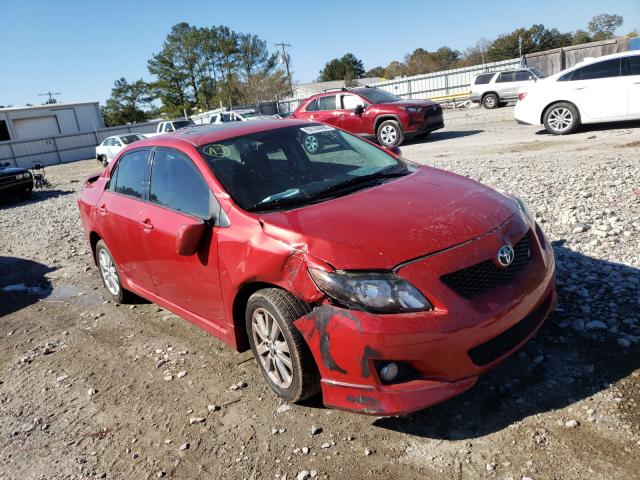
{"left": 1, "top": 0, "right": 638, "bottom": 107}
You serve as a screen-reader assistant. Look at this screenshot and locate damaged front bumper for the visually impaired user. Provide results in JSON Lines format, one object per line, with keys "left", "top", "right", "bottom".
{"left": 294, "top": 218, "right": 556, "bottom": 416}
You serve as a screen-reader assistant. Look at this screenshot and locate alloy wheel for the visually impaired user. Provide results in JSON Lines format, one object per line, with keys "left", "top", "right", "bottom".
{"left": 251, "top": 307, "right": 293, "bottom": 388}
{"left": 98, "top": 249, "right": 120, "bottom": 296}
{"left": 380, "top": 124, "right": 398, "bottom": 144}
{"left": 547, "top": 107, "right": 573, "bottom": 133}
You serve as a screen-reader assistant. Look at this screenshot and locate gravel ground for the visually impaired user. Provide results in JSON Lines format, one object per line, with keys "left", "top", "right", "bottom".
{"left": 0, "top": 106, "right": 639, "bottom": 480}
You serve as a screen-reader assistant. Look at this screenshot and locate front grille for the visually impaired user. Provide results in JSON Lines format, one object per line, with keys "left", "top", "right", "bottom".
{"left": 0, "top": 175, "right": 17, "bottom": 185}
{"left": 468, "top": 293, "right": 552, "bottom": 366}
{"left": 441, "top": 234, "right": 531, "bottom": 298}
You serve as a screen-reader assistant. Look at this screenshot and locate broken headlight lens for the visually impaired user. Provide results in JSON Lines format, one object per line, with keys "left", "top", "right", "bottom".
{"left": 308, "top": 268, "right": 431, "bottom": 313}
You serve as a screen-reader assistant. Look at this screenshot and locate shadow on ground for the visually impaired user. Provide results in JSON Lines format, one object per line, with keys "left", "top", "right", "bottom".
{"left": 0, "top": 189, "right": 73, "bottom": 209}
{"left": 374, "top": 242, "right": 640, "bottom": 439}
{"left": 405, "top": 129, "right": 484, "bottom": 145}
{"left": 0, "top": 256, "right": 55, "bottom": 317}
{"left": 535, "top": 119, "right": 640, "bottom": 136}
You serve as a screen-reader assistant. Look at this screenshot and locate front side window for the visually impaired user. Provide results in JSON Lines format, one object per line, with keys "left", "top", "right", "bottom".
{"left": 120, "top": 134, "right": 143, "bottom": 145}
{"left": 164, "top": 123, "right": 174, "bottom": 132}
{"left": 341, "top": 94, "right": 364, "bottom": 110}
{"left": 150, "top": 149, "right": 211, "bottom": 219}
{"left": 317, "top": 95, "right": 337, "bottom": 110}
{"left": 199, "top": 124, "right": 411, "bottom": 212}
{"left": 622, "top": 55, "right": 640, "bottom": 76}
{"left": 570, "top": 59, "right": 621, "bottom": 81}
{"left": 112, "top": 149, "right": 149, "bottom": 199}
{"left": 515, "top": 71, "right": 534, "bottom": 81}
{"left": 496, "top": 72, "right": 516, "bottom": 83}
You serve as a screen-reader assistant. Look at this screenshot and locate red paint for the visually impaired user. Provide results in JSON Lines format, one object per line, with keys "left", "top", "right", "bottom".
{"left": 78, "top": 120, "right": 556, "bottom": 416}
{"left": 292, "top": 88, "right": 444, "bottom": 141}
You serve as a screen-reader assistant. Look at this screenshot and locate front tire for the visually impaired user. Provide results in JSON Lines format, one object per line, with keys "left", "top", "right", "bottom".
{"left": 246, "top": 288, "right": 320, "bottom": 402}
{"left": 302, "top": 134, "right": 323, "bottom": 154}
{"left": 376, "top": 120, "right": 404, "bottom": 146}
{"left": 543, "top": 102, "right": 580, "bottom": 135}
{"left": 482, "top": 93, "right": 499, "bottom": 109}
{"left": 95, "top": 240, "right": 133, "bottom": 303}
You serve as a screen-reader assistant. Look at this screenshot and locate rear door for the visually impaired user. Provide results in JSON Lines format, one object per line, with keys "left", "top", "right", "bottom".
{"left": 622, "top": 55, "right": 640, "bottom": 117}
{"left": 494, "top": 71, "right": 518, "bottom": 99}
{"left": 97, "top": 148, "right": 155, "bottom": 293}
{"left": 297, "top": 95, "right": 340, "bottom": 125}
{"left": 564, "top": 58, "right": 626, "bottom": 120}
{"left": 142, "top": 147, "right": 227, "bottom": 331}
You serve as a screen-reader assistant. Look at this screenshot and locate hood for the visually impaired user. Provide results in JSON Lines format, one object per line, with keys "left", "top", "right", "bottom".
{"left": 390, "top": 99, "right": 438, "bottom": 108}
{"left": 0, "top": 167, "right": 28, "bottom": 177}
{"left": 259, "top": 167, "right": 517, "bottom": 270}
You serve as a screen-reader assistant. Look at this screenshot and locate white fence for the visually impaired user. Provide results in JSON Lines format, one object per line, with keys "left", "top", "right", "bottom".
{"left": 0, "top": 121, "right": 160, "bottom": 168}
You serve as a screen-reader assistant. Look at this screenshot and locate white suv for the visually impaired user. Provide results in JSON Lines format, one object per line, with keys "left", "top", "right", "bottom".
{"left": 514, "top": 51, "right": 640, "bottom": 135}
{"left": 471, "top": 68, "right": 546, "bottom": 109}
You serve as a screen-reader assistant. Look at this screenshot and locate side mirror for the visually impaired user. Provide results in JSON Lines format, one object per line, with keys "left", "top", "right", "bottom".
{"left": 354, "top": 104, "right": 365, "bottom": 116}
{"left": 176, "top": 222, "right": 207, "bottom": 256}
{"left": 383, "top": 145, "right": 401, "bottom": 156}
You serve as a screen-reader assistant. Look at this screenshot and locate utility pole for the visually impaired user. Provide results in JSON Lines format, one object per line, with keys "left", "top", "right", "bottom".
{"left": 275, "top": 42, "right": 293, "bottom": 97}
{"left": 518, "top": 35, "right": 523, "bottom": 67}
{"left": 38, "top": 91, "right": 61, "bottom": 104}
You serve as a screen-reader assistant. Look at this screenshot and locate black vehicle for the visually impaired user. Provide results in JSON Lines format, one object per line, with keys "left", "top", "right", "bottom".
{"left": 0, "top": 162, "right": 33, "bottom": 199}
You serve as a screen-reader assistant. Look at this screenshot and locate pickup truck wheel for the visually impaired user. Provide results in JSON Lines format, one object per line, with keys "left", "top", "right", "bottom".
{"left": 482, "top": 93, "right": 499, "bottom": 109}
{"left": 95, "top": 240, "right": 133, "bottom": 303}
{"left": 543, "top": 102, "right": 580, "bottom": 135}
{"left": 246, "top": 288, "right": 320, "bottom": 402}
{"left": 377, "top": 120, "right": 404, "bottom": 146}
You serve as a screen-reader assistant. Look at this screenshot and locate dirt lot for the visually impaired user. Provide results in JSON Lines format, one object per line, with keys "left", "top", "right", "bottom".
{"left": 1, "top": 107, "right": 639, "bottom": 480}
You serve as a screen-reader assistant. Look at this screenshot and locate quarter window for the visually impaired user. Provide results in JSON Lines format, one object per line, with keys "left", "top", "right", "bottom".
{"left": 305, "top": 99, "right": 319, "bottom": 111}
{"left": 150, "top": 149, "right": 211, "bottom": 219}
{"left": 570, "top": 59, "right": 621, "bottom": 81}
{"left": 113, "top": 149, "right": 149, "bottom": 199}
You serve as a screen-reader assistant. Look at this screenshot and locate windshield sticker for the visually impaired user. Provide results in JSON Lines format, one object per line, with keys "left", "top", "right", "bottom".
{"left": 300, "top": 125, "right": 335, "bottom": 134}
{"left": 202, "top": 144, "right": 231, "bottom": 158}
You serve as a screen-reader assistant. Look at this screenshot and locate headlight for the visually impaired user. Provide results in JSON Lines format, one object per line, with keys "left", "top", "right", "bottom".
{"left": 308, "top": 268, "right": 431, "bottom": 313}
{"left": 402, "top": 106, "right": 422, "bottom": 113}
{"left": 512, "top": 195, "right": 535, "bottom": 225}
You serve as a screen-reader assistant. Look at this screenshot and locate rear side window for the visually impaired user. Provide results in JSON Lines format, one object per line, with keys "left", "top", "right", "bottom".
{"left": 496, "top": 72, "right": 516, "bottom": 83}
{"left": 515, "top": 71, "right": 534, "bottom": 81}
{"left": 150, "top": 149, "right": 211, "bottom": 219}
{"left": 622, "top": 56, "right": 640, "bottom": 76}
{"left": 112, "top": 149, "right": 149, "bottom": 199}
{"left": 474, "top": 73, "right": 494, "bottom": 84}
{"left": 317, "top": 95, "right": 337, "bottom": 110}
{"left": 570, "top": 59, "right": 621, "bottom": 81}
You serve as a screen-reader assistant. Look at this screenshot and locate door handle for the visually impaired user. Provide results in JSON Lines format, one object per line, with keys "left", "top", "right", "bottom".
{"left": 337, "top": 113, "right": 345, "bottom": 117}
{"left": 139, "top": 219, "right": 154, "bottom": 231}
{"left": 310, "top": 114, "right": 319, "bottom": 119}
{"left": 96, "top": 204, "right": 107, "bottom": 215}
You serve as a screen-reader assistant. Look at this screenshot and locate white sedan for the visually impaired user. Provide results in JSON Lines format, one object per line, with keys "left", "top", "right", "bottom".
{"left": 96, "top": 134, "right": 147, "bottom": 166}
{"left": 514, "top": 51, "right": 640, "bottom": 135}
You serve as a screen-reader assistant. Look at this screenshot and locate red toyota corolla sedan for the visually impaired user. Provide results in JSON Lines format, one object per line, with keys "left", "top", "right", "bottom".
{"left": 78, "top": 120, "right": 556, "bottom": 416}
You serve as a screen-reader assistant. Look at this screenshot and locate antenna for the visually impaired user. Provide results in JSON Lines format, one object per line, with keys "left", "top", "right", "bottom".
{"left": 38, "top": 91, "right": 61, "bottom": 104}
{"left": 274, "top": 42, "right": 293, "bottom": 97}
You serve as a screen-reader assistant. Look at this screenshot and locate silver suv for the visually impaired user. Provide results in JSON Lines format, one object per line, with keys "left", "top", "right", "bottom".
{"left": 470, "top": 68, "right": 546, "bottom": 109}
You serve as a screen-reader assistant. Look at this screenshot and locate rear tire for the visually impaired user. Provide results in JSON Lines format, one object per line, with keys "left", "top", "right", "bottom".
{"left": 482, "top": 93, "right": 499, "bottom": 109}
{"left": 302, "top": 134, "right": 323, "bottom": 154}
{"left": 246, "top": 288, "right": 320, "bottom": 402}
{"left": 543, "top": 102, "right": 580, "bottom": 135}
{"left": 95, "top": 240, "right": 134, "bottom": 303}
{"left": 376, "top": 120, "right": 404, "bottom": 146}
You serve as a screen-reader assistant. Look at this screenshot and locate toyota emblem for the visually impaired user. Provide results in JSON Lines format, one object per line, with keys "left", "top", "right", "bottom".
{"left": 497, "top": 245, "right": 515, "bottom": 267}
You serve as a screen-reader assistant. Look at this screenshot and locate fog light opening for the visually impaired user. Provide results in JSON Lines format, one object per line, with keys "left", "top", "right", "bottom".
{"left": 379, "top": 362, "right": 399, "bottom": 383}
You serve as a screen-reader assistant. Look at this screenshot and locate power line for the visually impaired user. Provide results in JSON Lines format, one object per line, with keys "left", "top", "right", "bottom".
{"left": 38, "top": 91, "right": 61, "bottom": 104}
{"left": 274, "top": 42, "right": 293, "bottom": 97}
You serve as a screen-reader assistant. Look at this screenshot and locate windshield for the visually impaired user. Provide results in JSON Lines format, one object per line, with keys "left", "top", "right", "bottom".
{"left": 530, "top": 68, "right": 547, "bottom": 78}
{"left": 357, "top": 89, "right": 402, "bottom": 104}
{"left": 173, "top": 120, "right": 195, "bottom": 130}
{"left": 198, "top": 124, "right": 411, "bottom": 212}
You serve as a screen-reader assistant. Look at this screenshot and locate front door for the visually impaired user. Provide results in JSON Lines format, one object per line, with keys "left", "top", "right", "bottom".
{"left": 337, "top": 94, "right": 370, "bottom": 135}
{"left": 97, "top": 148, "right": 155, "bottom": 292}
{"left": 142, "top": 147, "right": 227, "bottom": 332}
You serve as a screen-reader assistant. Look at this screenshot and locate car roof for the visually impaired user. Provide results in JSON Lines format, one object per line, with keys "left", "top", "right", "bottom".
{"left": 133, "top": 119, "right": 314, "bottom": 148}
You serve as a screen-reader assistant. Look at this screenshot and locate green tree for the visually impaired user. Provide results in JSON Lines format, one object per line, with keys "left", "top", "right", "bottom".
{"left": 487, "top": 24, "right": 572, "bottom": 61}
{"left": 571, "top": 29, "right": 592, "bottom": 45}
{"left": 319, "top": 53, "right": 365, "bottom": 81}
{"left": 588, "top": 14, "right": 623, "bottom": 41}
{"left": 365, "top": 66, "right": 385, "bottom": 78}
{"left": 102, "top": 78, "right": 153, "bottom": 126}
